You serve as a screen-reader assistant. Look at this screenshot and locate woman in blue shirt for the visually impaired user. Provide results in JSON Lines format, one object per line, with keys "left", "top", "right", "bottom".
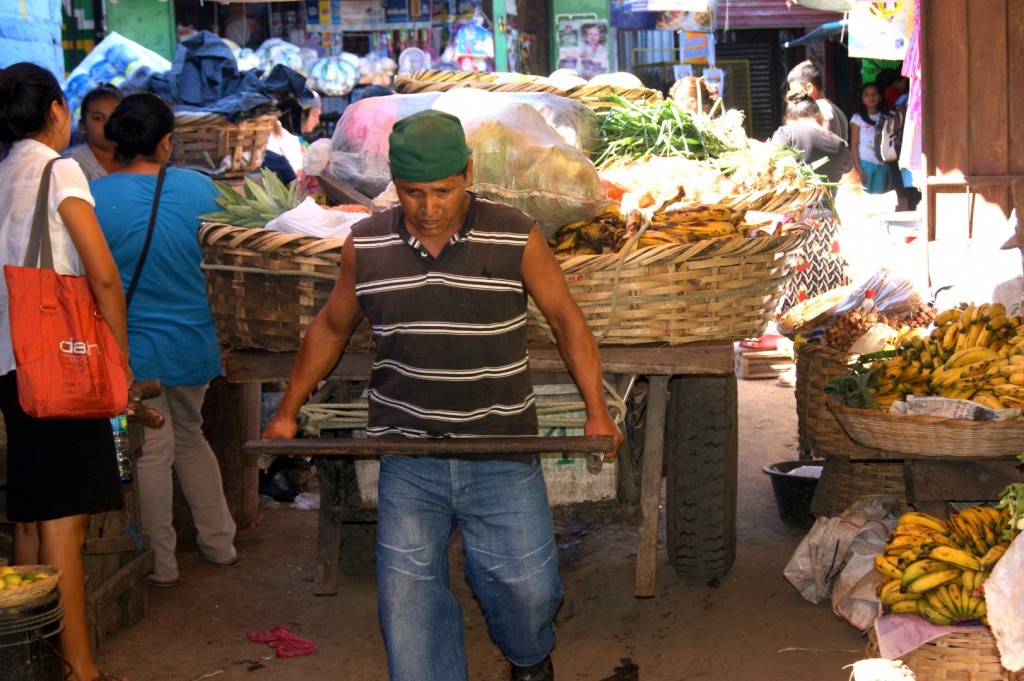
{"left": 91, "top": 93, "right": 238, "bottom": 587}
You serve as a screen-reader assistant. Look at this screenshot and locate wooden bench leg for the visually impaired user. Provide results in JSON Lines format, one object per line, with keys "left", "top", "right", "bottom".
{"left": 635, "top": 374, "right": 668, "bottom": 598}
{"left": 314, "top": 457, "right": 345, "bottom": 596}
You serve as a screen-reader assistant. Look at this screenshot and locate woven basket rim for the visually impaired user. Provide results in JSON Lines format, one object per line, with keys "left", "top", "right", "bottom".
{"left": 0, "top": 564, "right": 62, "bottom": 608}
{"left": 828, "top": 395, "right": 1024, "bottom": 458}
{"left": 553, "top": 226, "right": 809, "bottom": 271}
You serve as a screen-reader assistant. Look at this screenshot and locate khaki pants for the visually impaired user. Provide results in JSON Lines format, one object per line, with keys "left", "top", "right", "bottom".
{"left": 137, "top": 384, "right": 237, "bottom": 581}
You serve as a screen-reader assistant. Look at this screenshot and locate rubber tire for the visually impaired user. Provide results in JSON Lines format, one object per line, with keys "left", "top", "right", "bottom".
{"left": 664, "top": 374, "right": 738, "bottom": 579}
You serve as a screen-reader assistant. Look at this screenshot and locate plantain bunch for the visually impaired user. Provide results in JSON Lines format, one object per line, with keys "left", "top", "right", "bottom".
{"left": 547, "top": 203, "right": 746, "bottom": 256}
{"left": 874, "top": 507, "right": 1011, "bottom": 626}
{"left": 865, "top": 302, "right": 1024, "bottom": 410}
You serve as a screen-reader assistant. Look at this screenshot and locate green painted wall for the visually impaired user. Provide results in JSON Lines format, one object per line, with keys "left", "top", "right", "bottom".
{"left": 105, "top": 0, "right": 176, "bottom": 61}
{"left": 549, "top": 0, "right": 610, "bottom": 74}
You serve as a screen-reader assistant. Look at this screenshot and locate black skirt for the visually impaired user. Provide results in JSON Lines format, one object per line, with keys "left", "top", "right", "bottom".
{"left": 0, "top": 371, "right": 123, "bottom": 522}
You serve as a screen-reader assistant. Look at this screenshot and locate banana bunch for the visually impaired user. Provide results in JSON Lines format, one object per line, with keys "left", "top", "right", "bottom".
{"left": 864, "top": 302, "right": 1024, "bottom": 410}
{"left": 547, "top": 203, "right": 746, "bottom": 256}
{"left": 199, "top": 169, "right": 305, "bottom": 229}
{"left": 644, "top": 204, "right": 742, "bottom": 244}
{"left": 874, "top": 507, "right": 1011, "bottom": 625}
{"left": 548, "top": 211, "right": 628, "bottom": 255}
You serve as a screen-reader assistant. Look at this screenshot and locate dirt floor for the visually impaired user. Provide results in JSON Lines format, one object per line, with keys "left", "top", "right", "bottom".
{"left": 94, "top": 377, "right": 870, "bottom": 681}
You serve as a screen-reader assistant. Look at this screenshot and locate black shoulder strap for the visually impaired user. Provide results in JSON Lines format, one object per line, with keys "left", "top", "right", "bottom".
{"left": 124, "top": 166, "right": 166, "bottom": 308}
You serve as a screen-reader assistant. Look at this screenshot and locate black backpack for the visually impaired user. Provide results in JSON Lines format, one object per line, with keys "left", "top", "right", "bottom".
{"left": 874, "top": 108, "right": 905, "bottom": 163}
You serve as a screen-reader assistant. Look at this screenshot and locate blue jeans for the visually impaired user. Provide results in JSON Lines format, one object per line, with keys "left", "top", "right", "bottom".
{"left": 376, "top": 455, "right": 563, "bottom": 681}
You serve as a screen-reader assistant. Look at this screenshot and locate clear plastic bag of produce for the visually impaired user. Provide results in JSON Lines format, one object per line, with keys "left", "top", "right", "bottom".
{"left": 432, "top": 93, "right": 608, "bottom": 234}
{"left": 327, "top": 93, "right": 442, "bottom": 198}
{"left": 328, "top": 92, "right": 609, "bottom": 234}
{"left": 432, "top": 88, "right": 598, "bottom": 152}
{"left": 834, "top": 267, "right": 923, "bottom": 317}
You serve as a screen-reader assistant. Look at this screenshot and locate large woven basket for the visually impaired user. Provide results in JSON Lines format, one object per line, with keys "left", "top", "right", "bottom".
{"left": 867, "top": 627, "right": 1023, "bottom": 681}
{"left": 198, "top": 223, "right": 376, "bottom": 352}
{"left": 527, "top": 228, "right": 808, "bottom": 346}
{"left": 0, "top": 565, "right": 62, "bottom": 608}
{"left": 721, "top": 184, "right": 823, "bottom": 216}
{"left": 170, "top": 112, "right": 277, "bottom": 178}
{"left": 794, "top": 344, "right": 889, "bottom": 460}
{"left": 393, "top": 70, "right": 664, "bottom": 108}
{"left": 828, "top": 396, "right": 1024, "bottom": 458}
{"left": 809, "top": 455, "right": 907, "bottom": 517}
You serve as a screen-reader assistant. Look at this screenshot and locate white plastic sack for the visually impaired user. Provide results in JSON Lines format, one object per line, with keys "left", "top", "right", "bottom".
{"left": 784, "top": 495, "right": 899, "bottom": 607}
{"left": 985, "top": 531, "right": 1024, "bottom": 671}
{"left": 265, "top": 197, "right": 366, "bottom": 240}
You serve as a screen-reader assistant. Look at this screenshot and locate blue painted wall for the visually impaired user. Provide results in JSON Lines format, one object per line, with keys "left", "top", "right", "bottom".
{"left": 0, "top": 0, "right": 64, "bottom": 79}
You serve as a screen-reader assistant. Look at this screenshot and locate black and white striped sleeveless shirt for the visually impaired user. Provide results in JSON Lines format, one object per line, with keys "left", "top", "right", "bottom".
{"left": 353, "top": 194, "right": 538, "bottom": 438}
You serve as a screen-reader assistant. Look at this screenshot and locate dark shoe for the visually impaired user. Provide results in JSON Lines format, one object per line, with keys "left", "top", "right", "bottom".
{"left": 511, "top": 656, "right": 553, "bottom": 681}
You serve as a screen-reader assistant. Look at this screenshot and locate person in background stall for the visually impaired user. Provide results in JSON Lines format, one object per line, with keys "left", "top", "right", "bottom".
{"left": 262, "top": 110, "right": 623, "bottom": 681}
{"left": 669, "top": 75, "right": 713, "bottom": 114}
{"left": 0, "top": 62, "right": 131, "bottom": 681}
{"left": 264, "top": 90, "right": 323, "bottom": 184}
{"left": 770, "top": 92, "right": 853, "bottom": 385}
{"left": 90, "top": 93, "right": 239, "bottom": 589}
{"left": 64, "top": 83, "right": 124, "bottom": 181}
{"left": 850, "top": 82, "right": 889, "bottom": 195}
{"left": 787, "top": 59, "right": 849, "bottom": 142}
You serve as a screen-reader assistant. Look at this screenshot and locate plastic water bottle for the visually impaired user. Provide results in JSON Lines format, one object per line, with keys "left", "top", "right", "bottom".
{"left": 110, "top": 413, "right": 132, "bottom": 482}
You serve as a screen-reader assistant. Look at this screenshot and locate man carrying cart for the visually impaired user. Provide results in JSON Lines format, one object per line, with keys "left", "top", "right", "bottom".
{"left": 262, "top": 109, "right": 622, "bottom": 681}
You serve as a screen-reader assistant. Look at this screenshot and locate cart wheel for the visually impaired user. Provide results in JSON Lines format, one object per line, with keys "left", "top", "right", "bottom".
{"left": 663, "top": 374, "right": 738, "bottom": 579}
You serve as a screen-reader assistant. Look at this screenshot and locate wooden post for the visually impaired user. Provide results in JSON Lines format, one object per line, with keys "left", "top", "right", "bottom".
{"left": 634, "top": 374, "right": 668, "bottom": 598}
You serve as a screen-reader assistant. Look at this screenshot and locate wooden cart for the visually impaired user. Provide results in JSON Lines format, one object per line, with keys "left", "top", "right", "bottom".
{"left": 218, "top": 343, "right": 738, "bottom": 599}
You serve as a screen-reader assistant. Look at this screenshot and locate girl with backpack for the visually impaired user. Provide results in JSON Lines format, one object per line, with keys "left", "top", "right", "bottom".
{"left": 850, "top": 82, "right": 889, "bottom": 194}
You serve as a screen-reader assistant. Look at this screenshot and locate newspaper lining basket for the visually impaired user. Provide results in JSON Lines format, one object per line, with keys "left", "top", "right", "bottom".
{"left": 828, "top": 396, "right": 1024, "bottom": 458}
{"left": 866, "top": 627, "right": 1022, "bottom": 681}
{"left": 527, "top": 227, "right": 808, "bottom": 346}
{"left": 170, "top": 112, "right": 277, "bottom": 178}
{"left": 794, "top": 344, "right": 889, "bottom": 459}
{"left": 198, "top": 223, "right": 376, "bottom": 352}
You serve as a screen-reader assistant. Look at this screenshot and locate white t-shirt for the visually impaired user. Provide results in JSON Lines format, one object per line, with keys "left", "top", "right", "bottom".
{"left": 850, "top": 112, "right": 879, "bottom": 165}
{"left": 265, "top": 124, "right": 304, "bottom": 175}
{"left": 0, "top": 139, "right": 93, "bottom": 372}
{"left": 64, "top": 143, "right": 109, "bottom": 181}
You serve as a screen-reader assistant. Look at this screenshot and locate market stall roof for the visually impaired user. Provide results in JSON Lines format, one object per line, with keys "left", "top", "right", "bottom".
{"left": 783, "top": 20, "right": 847, "bottom": 48}
{"left": 717, "top": 0, "right": 843, "bottom": 30}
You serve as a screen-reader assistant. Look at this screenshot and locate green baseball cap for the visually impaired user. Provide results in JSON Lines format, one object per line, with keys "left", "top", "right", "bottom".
{"left": 389, "top": 110, "right": 472, "bottom": 183}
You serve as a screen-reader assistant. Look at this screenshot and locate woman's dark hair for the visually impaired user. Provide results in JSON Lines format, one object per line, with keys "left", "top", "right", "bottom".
{"left": 0, "top": 62, "right": 66, "bottom": 146}
{"left": 783, "top": 91, "right": 822, "bottom": 122}
{"left": 855, "top": 82, "right": 887, "bottom": 124}
{"left": 79, "top": 83, "right": 124, "bottom": 123}
{"left": 104, "top": 92, "right": 174, "bottom": 163}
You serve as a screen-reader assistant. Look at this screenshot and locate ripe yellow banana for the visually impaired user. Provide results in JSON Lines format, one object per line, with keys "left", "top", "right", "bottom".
{"left": 889, "top": 599, "right": 920, "bottom": 615}
{"left": 874, "top": 552, "right": 903, "bottom": 582}
{"left": 929, "top": 545, "right": 982, "bottom": 571}
{"left": 879, "top": 579, "right": 921, "bottom": 605}
{"left": 891, "top": 524, "right": 958, "bottom": 548}
{"left": 988, "top": 302, "right": 1007, "bottom": 322}
{"left": 915, "top": 597, "right": 954, "bottom": 625}
{"left": 923, "top": 588, "right": 956, "bottom": 620}
{"left": 886, "top": 535, "right": 931, "bottom": 555}
{"left": 897, "top": 512, "right": 950, "bottom": 535}
{"left": 907, "top": 568, "right": 963, "bottom": 594}
{"left": 900, "top": 558, "right": 954, "bottom": 587}
{"left": 972, "top": 393, "right": 1004, "bottom": 410}
{"left": 935, "top": 584, "right": 960, "bottom": 618}
{"left": 943, "top": 347, "right": 1003, "bottom": 371}
{"left": 966, "top": 594, "right": 987, "bottom": 620}
{"left": 933, "top": 308, "right": 962, "bottom": 326}
{"left": 959, "top": 304, "right": 978, "bottom": 330}
{"left": 942, "top": 324, "right": 961, "bottom": 351}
